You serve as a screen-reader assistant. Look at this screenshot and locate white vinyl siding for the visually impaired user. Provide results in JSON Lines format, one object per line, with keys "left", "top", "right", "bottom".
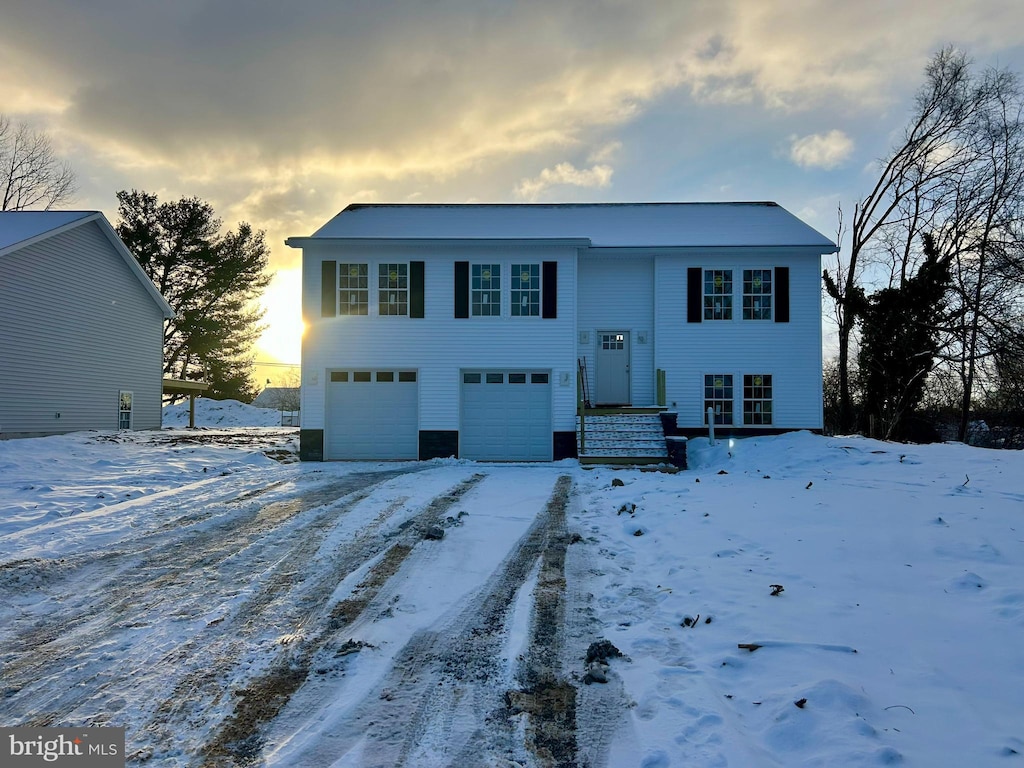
{"left": 0, "top": 222, "right": 165, "bottom": 436}
{"left": 301, "top": 242, "right": 577, "bottom": 437}
{"left": 655, "top": 249, "right": 823, "bottom": 430}
{"left": 576, "top": 255, "right": 655, "bottom": 406}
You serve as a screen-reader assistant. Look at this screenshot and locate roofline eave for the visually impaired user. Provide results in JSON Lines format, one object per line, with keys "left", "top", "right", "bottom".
{"left": 285, "top": 236, "right": 593, "bottom": 248}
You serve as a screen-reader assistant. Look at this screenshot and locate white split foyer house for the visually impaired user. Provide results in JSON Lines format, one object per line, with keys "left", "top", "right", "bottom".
{"left": 289, "top": 202, "right": 837, "bottom": 463}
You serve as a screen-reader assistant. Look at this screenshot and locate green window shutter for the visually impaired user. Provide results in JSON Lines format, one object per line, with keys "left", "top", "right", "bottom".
{"left": 321, "top": 260, "right": 337, "bottom": 317}
{"left": 687, "top": 267, "right": 702, "bottom": 323}
{"left": 542, "top": 261, "right": 557, "bottom": 318}
{"left": 454, "top": 261, "right": 469, "bottom": 318}
{"left": 774, "top": 266, "right": 790, "bottom": 323}
{"left": 410, "top": 261, "right": 425, "bottom": 318}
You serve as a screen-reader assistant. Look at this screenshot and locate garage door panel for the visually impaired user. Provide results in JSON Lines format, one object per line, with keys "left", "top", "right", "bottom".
{"left": 326, "top": 371, "right": 418, "bottom": 460}
{"left": 461, "top": 370, "right": 551, "bottom": 461}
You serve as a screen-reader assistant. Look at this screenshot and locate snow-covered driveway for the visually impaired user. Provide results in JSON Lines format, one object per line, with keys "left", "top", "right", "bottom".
{"left": 1, "top": 431, "right": 598, "bottom": 766}
{"left": 3, "top": 428, "right": 1024, "bottom": 767}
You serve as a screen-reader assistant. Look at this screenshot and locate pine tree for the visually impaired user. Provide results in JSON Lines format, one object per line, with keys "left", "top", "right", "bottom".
{"left": 115, "top": 190, "right": 271, "bottom": 402}
{"left": 858, "top": 234, "right": 951, "bottom": 439}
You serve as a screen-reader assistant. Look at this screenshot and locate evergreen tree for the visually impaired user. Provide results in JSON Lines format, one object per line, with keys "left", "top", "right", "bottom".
{"left": 115, "top": 190, "right": 271, "bottom": 402}
{"left": 858, "top": 234, "right": 952, "bottom": 439}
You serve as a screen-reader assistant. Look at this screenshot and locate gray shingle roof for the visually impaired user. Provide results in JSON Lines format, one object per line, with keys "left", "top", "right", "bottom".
{"left": 301, "top": 202, "right": 836, "bottom": 250}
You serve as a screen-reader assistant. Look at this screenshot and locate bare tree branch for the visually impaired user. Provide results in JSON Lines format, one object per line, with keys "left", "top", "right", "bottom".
{"left": 0, "top": 114, "right": 77, "bottom": 211}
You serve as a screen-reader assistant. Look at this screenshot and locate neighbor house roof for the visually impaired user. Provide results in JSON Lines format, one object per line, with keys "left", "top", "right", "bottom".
{"left": 0, "top": 210, "right": 96, "bottom": 252}
{"left": 252, "top": 387, "right": 301, "bottom": 409}
{"left": 0, "top": 210, "right": 175, "bottom": 317}
{"left": 289, "top": 202, "right": 837, "bottom": 250}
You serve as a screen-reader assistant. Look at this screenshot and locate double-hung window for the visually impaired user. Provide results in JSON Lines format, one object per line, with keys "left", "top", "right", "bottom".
{"left": 472, "top": 264, "right": 501, "bottom": 316}
{"left": 339, "top": 263, "right": 369, "bottom": 315}
{"left": 704, "top": 374, "right": 733, "bottom": 425}
{"left": 379, "top": 263, "right": 408, "bottom": 316}
{"left": 743, "top": 374, "right": 773, "bottom": 425}
{"left": 743, "top": 269, "right": 772, "bottom": 320}
{"left": 511, "top": 263, "right": 540, "bottom": 317}
{"left": 703, "top": 269, "right": 733, "bottom": 320}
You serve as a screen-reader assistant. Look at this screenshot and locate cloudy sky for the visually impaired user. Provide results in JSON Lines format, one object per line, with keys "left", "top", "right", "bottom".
{"left": 3, "top": 0, "right": 1022, "bottom": 372}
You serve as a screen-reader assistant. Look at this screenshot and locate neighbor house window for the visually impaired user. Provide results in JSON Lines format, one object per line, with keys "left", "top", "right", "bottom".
{"left": 339, "top": 263, "right": 369, "bottom": 315}
{"left": 379, "top": 263, "right": 408, "bottom": 316}
{"left": 704, "top": 269, "right": 733, "bottom": 320}
{"left": 118, "top": 390, "right": 133, "bottom": 430}
{"left": 472, "top": 264, "right": 501, "bottom": 316}
{"left": 511, "top": 263, "right": 540, "bottom": 316}
{"left": 743, "top": 269, "right": 772, "bottom": 320}
{"left": 704, "top": 375, "right": 733, "bottom": 425}
{"left": 743, "top": 374, "right": 773, "bottom": 425}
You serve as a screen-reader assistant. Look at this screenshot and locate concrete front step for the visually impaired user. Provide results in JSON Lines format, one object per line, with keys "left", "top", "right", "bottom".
{"left": 578, "top": 412, "right": 668, "bottom": 461}
{"left": 582, "top": 450, "right": 668, "bottom": 458}
{"left": 577, "top": 415, "right": 665, "bottom": 424}
{"left": 579, "top": 455, "right": 672, "bottom": 465}
{"left": 579, "top": 427, "right": 664, "bottom": 438}
{"left": 583, "top": 439, "right": 667, "bottom": 450}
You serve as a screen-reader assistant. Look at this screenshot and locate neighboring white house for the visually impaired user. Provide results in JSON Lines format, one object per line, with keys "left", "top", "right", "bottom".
{"left": 287, "top": 202, "right": 836, "bottom": 461}
{"left": 0, "top": 211, "right": 174, "bottom": 438}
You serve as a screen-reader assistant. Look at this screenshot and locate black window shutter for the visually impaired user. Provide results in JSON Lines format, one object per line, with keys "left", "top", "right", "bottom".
{"left": 454, "top": 261, "right": 469, "bottom": 318}
{"left": 542, "top": 261, "right": 557, "bottom": 318}
{"left": 775, "top": 266, "right": 790, "bottom": 323}
{"left": 410, "top": 261, "right": 425, "bottom": 318}
{"left": 321, "top": 260, "right": 337, "bottom": 317}
{"left": 687, "top": 267, "right": 702, "bottom": 323}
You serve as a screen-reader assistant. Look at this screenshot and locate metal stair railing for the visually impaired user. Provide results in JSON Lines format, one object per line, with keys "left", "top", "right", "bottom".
{"left": 577, "top": 357, "right": 592, "bottom": 409}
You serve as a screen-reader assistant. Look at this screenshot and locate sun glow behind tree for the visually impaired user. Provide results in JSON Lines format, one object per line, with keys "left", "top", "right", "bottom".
{"left": 255, "top": 269, "right": 304, "bottom": 366}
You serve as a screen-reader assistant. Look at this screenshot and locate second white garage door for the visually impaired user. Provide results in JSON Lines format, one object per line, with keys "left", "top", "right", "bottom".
{"left": 461, "top": 370, "right": 552, "bottom": 461}
{"left": 326, "top": 370, "right": 418, "bottom": 460}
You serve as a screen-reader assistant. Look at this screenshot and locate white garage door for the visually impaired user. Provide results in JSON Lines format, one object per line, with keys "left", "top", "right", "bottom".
{"left": 326, "top": 370, "right": 418, "bottom": 459}
{"left": 461, "top": 370, "right": 552, "bottom": 461}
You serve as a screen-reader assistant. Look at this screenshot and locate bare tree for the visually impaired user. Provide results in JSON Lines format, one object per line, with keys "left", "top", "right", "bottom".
{"left": 0, "top": 114, "right": 77, "bottom": 211}
{"left": 937, "top": 67, "right": 1024, "bottom": 441}
{"left": 824, "top": 47, "right": 977, "bottom": 433}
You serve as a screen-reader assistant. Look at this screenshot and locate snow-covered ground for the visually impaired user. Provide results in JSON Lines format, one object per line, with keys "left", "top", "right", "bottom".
{"left": 161, "top": 396, "right": 285, "bottom": 427}
{"left": 0, "top": 421, "right": 1021, "bottom": 766}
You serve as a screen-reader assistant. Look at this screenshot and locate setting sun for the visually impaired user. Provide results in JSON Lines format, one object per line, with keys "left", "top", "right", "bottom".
{"left": 255, "top": 268, "right": 303, "bottom": 366}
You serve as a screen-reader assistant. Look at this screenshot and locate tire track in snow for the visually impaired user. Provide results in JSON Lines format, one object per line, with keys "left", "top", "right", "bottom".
{"left": 0, "top": 468, "right": 416, "bottom": 731}
{"left": 563, "top": 491, "right": 636, "bottom": 768}
{"left": 197, "top": 473, "right": 487, "bottom": 767}
{"left": 2, "top": 471, "right": 356, "bottom": 654}
{"left": 275, "top": 474, "right": 575, "bottom": 768}
{"left": 505, "top": 473, "right": 579, "bottom": 768}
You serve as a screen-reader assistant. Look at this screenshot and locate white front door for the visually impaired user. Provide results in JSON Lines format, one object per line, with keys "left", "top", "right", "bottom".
{"left": 595, "top": 331, "right": 630, "bottom": 405}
